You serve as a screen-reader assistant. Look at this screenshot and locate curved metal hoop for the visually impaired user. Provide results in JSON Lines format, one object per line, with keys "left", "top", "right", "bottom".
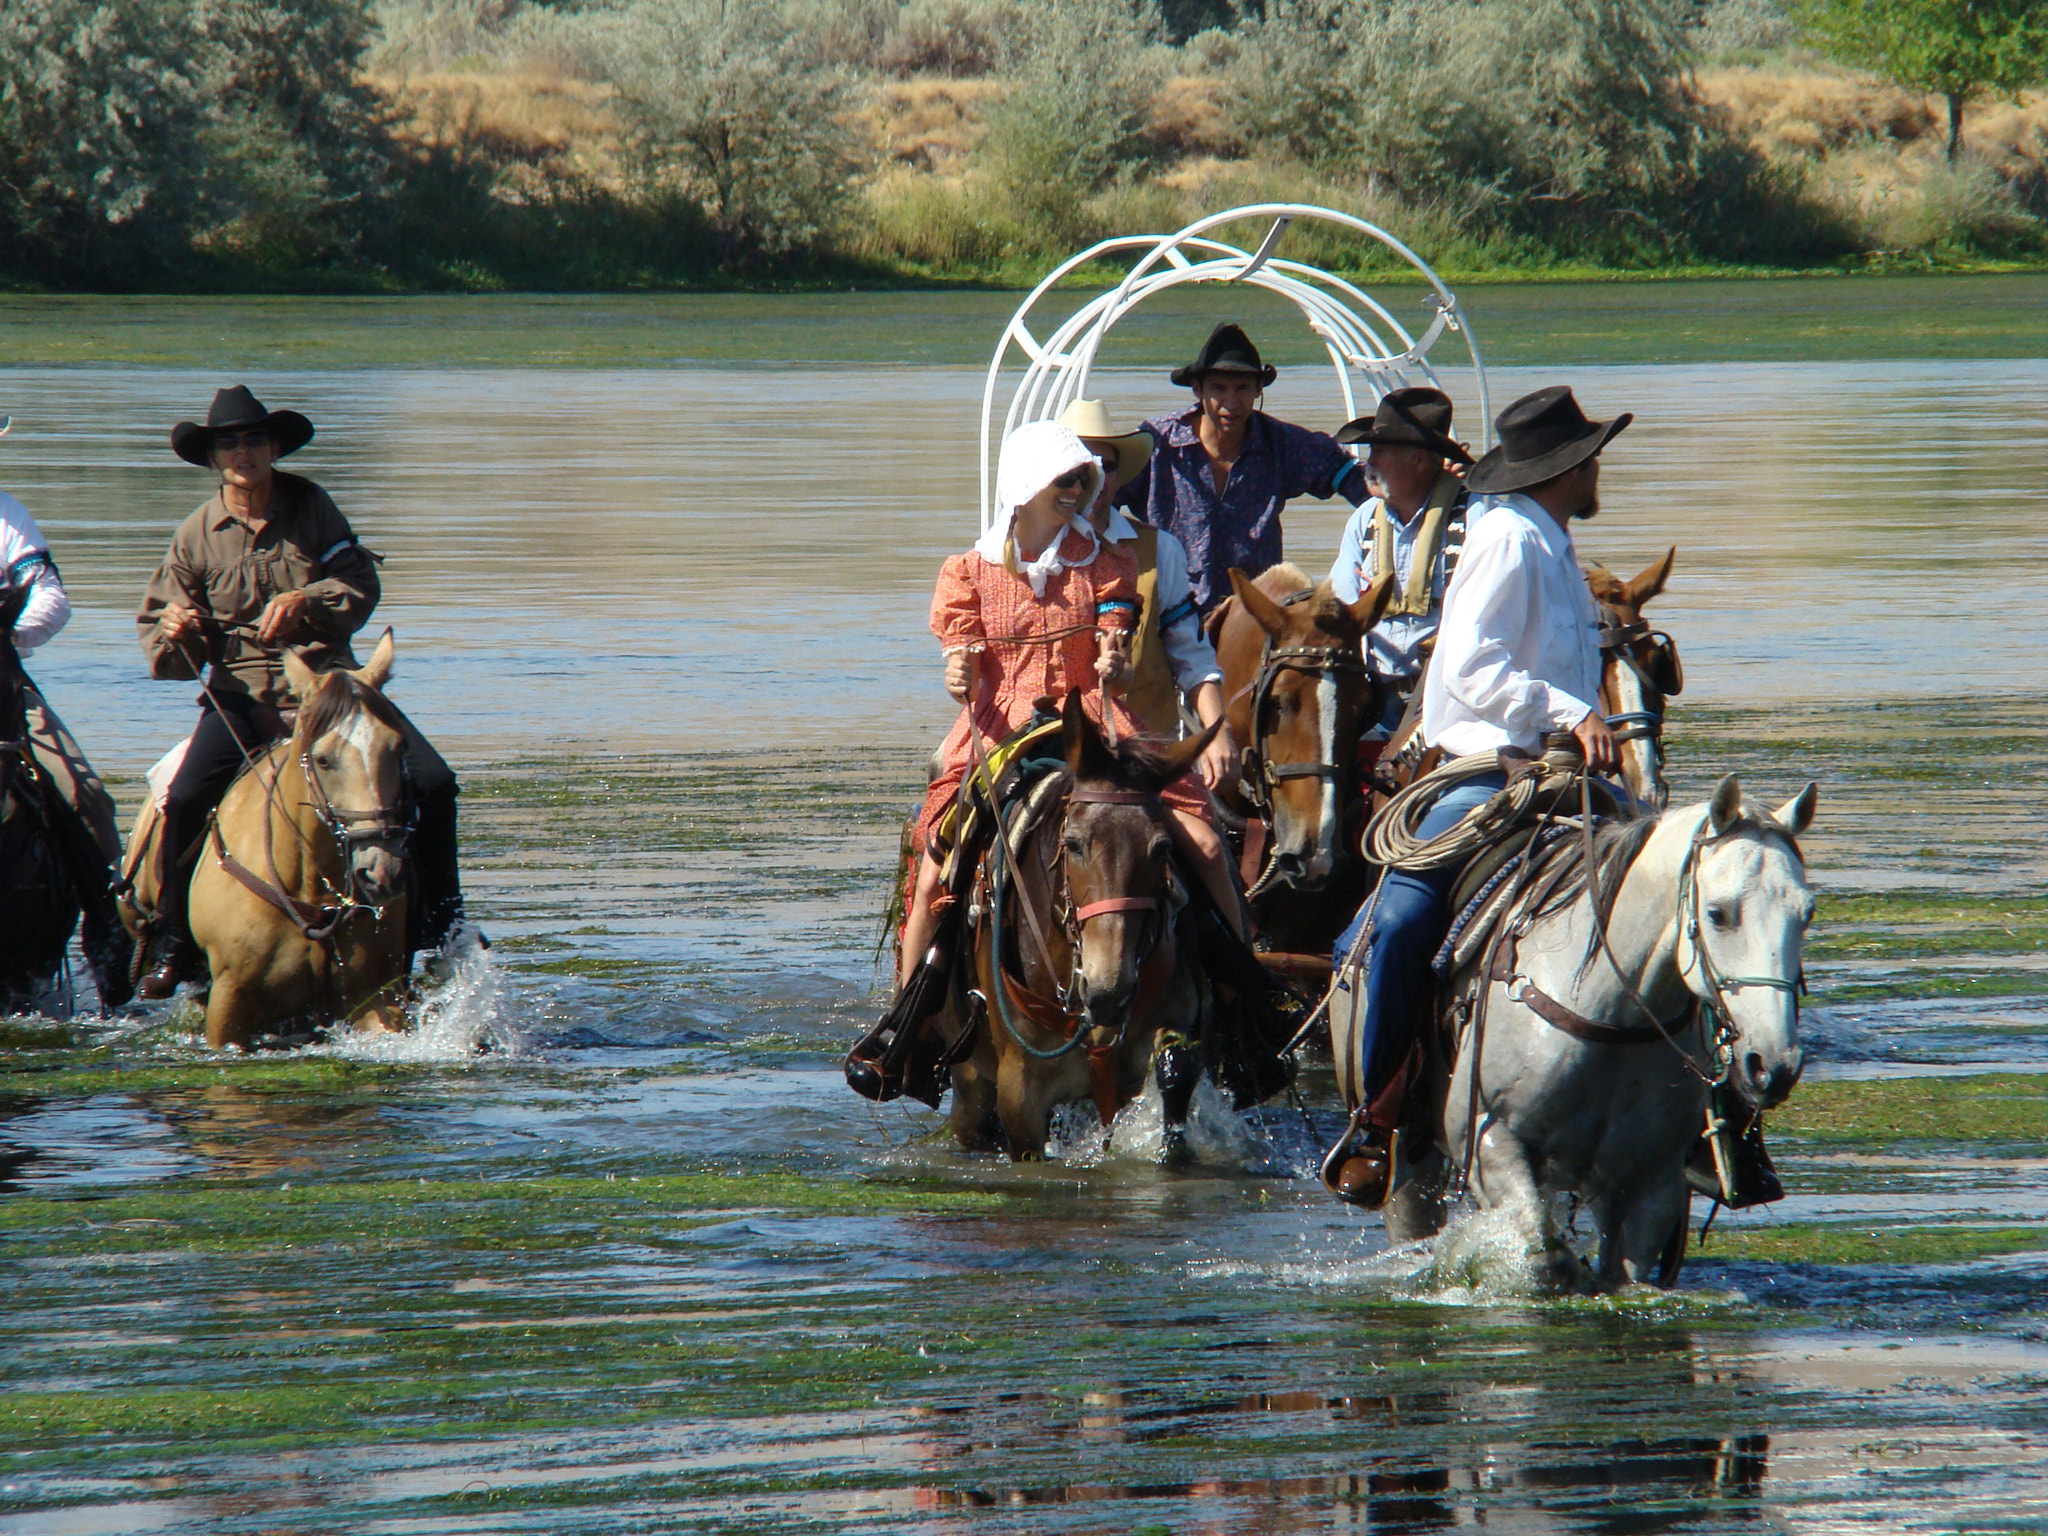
{"left": 979, "top": 203, "right": 1490, "bottom": 531}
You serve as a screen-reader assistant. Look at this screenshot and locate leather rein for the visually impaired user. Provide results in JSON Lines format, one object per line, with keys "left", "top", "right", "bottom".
{"left": 1598, "top": 614, "right": 1682, "bottom": 751}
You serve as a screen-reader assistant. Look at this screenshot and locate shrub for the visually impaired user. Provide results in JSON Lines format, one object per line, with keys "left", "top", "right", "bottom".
{"left": 973, "top": 0, "right": 1168, "bottom": 244}
{"left": 578, "top": 0, "right": 871, "bottom": 269}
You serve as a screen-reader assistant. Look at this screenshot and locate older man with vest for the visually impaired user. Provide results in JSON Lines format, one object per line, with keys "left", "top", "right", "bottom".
{"left": 1325, "top": 385, "right": 1626, "bottom": 1207}
{"left": 134, "top": 387, "right": 473, "bottom": 998}
{"left": 1326, "top": 386, "right": 1474, "bottom": 740}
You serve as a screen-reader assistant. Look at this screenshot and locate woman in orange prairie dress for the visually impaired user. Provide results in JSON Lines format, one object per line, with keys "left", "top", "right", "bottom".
{"left": 894, "top": 421, "right": 1241, "bottom": 992}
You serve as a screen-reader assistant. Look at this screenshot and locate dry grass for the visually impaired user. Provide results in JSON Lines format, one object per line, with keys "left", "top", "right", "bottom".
{"left": 1147, "top": 75, "right": 1234, "bottom": 157}
{"left": 374, "top": 69, "right": 627, "bottom": 190}
{"left": 867, "top": 78, "right": 1007, "bottom": 170}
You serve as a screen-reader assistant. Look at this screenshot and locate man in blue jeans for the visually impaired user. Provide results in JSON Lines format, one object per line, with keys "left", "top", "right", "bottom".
{"left": 1328, "top": 385, "right": 1629, "bottom": 1208}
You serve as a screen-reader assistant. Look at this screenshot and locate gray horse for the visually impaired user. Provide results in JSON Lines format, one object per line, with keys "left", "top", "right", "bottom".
{"left": 1363, "top": 775, "right": 1816, "bottom": 1290}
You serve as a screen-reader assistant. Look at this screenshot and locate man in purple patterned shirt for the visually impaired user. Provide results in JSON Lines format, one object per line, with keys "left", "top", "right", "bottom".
{"left": 1117, "top": 323, "right": 1369, "bottom": 614}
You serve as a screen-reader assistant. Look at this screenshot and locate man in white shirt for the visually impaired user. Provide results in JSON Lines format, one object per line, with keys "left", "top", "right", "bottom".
{"left": 3, "top": 474, "right": 131, "bottom": 1003}
{"left": 1327, "top": 385, "right": 1629, "bottom": 1206}
{"left": 1326, "top": 387, "right": 1474, "bottom": 737}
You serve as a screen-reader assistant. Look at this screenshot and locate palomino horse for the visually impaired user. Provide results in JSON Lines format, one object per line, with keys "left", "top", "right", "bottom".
{"left": 939, "top": 690, "right": 1214, "bottom": 1159}
{"left": 1588, "top": 548, "right": 1683, "bottom": 811}
{"left": 1209, "top": 564, "right": 1393, "bottom": 965}
{"left": 123, "top": 632, "right": 413, "bottom": 1048}
{"left": 0, "top": 584, "right": 82, "bottom": 1009}
{"left": 1393, "top": 775, "right": 1816, "bottom": 1290}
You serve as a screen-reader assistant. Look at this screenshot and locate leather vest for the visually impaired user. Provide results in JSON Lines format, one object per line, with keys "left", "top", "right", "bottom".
{"left": 1124, "top": 526, "right": 1182, "bottom": 737}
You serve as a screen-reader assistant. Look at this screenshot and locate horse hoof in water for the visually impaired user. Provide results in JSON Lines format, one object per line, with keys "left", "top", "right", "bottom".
{"left": 1155, "top": 1036, "right": 1202, "bottom": 1166}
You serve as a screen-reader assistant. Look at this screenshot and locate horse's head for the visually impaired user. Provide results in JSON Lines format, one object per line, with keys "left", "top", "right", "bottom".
{"left": 0, "top": 583, "right": 29, "bottom": 742}
{"left": 1057, "top": 688, "right": 1213, "bottom": 1031}
{"left": 1587, "top": 548, "right": 1682, "bottom": 811}
{"left": 1681, "top": 774, "right": 1818, "bottom": 1110}
{"left": 1217, "top": 564, "right": 1392, "bottom": 892}
{"left": 283, "top": 630, "right": 410, "bottom": 902}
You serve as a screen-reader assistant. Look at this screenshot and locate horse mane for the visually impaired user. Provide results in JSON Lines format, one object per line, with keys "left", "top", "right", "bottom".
{"left": 294, "top": 669, "right": 404, "bottom": 746}
{"left": 1254, "top": 562, "right": 1311, "bottom": 597}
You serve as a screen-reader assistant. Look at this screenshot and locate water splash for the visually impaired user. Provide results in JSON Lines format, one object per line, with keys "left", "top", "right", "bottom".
{"left": 1043, "top": 1075, "right": 1278, "bottom": 1171}
{"left": 317, "top": 927, "right": 523, "bottom": 1062}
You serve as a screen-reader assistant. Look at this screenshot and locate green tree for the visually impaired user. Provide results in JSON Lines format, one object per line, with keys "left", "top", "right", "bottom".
{"left": 1792, "top": 0, "right": 2048, "bottom": 160}
{"left": 584, "top": 0, "right": 869, "bottom": 269}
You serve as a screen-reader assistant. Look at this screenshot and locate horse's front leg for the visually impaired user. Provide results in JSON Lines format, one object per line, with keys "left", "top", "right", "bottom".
{"left": 1471, "top": 1119, "right": 1583, "bottom": 1293}
{"left": 1597, "top": 1173, "right": 1692, "bottom": 1290}
{"left": 993, "top": 1048, "right": 1053, "bottom": 1161}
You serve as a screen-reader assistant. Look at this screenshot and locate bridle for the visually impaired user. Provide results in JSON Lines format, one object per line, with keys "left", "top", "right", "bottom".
{"left": 983, "top": 782, "right": 1172, "bottom": 1064}
{"left": 1239, "top": 590, "right": 1372, "bottom": 897}
{"left": 300, "top": 748, "right": 416, "bottom": 907}
{"left": 1598, "top": 613, "right": 1683, "bottom": 749}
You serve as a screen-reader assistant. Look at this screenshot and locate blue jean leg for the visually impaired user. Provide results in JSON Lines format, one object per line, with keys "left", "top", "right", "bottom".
{"left": 1334, "top": 769, "right": 1508, "bottom": 1115}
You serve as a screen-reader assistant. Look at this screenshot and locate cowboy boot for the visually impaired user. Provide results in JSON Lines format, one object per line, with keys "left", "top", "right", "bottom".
{"left": 1321, "top": 1113, "right": 1397, "bottom": 1209}
{"left": 1686, "top": 1085, "right": 1785, "bottom": 1208}
{"left": 136, "top": 934, "right": 201, "bottom": 1001}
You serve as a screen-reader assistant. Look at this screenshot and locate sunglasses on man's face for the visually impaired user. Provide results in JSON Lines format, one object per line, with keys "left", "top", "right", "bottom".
{"left": 1050, "top": 470, "right": 1091, "bottom": 490}
{"left": 214, "top": 432, "right": 271, "bottom": 453}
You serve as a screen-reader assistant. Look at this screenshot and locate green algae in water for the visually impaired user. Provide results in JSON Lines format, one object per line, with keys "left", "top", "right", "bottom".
{"left": 1776, "top": 1074, "right": 2048, "bottom": 1147}
{"left": 1698, "top": 1221, "right": 2048, "bottom": 1267}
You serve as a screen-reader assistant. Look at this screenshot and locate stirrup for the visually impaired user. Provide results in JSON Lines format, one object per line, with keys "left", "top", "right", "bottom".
{"left": 1320, "top": 1110, "right": 1398, "bottom": 1209}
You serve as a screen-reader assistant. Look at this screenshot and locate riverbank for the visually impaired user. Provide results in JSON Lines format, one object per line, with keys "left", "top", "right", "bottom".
{"left": 8, "top": 271, "right": 2048, "bottom": 370}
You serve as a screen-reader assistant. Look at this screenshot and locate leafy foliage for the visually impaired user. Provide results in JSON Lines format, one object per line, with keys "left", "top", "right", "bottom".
{"left": 580, "top": 0, "right": 870, "bottom": 269}
{"left": 1791, "top": 0, "right": 2048, "bottom": 158}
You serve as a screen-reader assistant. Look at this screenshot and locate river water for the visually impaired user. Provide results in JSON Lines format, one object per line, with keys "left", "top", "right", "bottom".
{"left": 2, "top": 289, "right": 2046, "bottom": 1532}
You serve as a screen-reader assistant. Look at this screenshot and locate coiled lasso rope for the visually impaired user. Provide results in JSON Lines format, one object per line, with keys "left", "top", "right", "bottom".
{"left": 1363, "top": 744, "right": 1617, "bottom": 874}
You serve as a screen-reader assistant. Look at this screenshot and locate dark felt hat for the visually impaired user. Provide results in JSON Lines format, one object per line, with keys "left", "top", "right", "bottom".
{"left": 171, "top": 386, "right": 314, "bottom": 468}
{"left": 1170, "top": 322, "right": 1277, "bottom": 388}
{"left": 1464, "top": 385, "right": 1631, "bottom": 495}
{"left": 1334, "top": 386, "right": 1472, "bottom": 465}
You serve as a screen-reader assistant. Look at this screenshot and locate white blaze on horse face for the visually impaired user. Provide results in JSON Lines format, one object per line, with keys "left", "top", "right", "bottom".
{"left": 1314, "top": 671, "right": 1339, "bottom": 877}
{"left": 1606, "top": 646, "right": 1666, "bottom": 810}
{"left": 1686, "top": 829, "right": 1810, "bottom": 1107}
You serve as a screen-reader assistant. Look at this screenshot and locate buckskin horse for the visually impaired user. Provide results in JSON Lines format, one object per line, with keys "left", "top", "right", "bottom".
{"left": 0, "top": 584, "right": 84, "bottom": 1010}
{"left": 1208, "top": 564, "right": 1394, "bottom": 968}
{"left": 1362, "top": 772, "right": 1816, "bottom": 1290}
{"left": 121, "top": 631, "right": 413, "bottom": 1048}
{"left": 932, "top": 690, "right": 1218, "bottom": 1160}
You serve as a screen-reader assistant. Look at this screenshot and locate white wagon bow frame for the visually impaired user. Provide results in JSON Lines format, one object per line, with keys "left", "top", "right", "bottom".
{"left": 979, "top": 203, "right": 1491, "bottom": 533}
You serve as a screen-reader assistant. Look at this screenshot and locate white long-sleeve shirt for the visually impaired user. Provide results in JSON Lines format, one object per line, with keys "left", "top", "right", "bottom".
{"left": 1422, "top": 494, "right": 1600, "bottom": 757}
{"left": 1103, "top": 507, "right": 1222, "bottom": 692}
{"left": 0, "top": 491, "right": 70, "bottom": 656}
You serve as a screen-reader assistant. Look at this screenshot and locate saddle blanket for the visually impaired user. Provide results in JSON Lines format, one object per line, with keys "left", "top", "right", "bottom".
{"left": 145, "top": 736, "right": 192, "bottom": 811}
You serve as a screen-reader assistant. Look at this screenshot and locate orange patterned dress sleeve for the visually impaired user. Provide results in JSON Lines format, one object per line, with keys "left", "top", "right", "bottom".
{"left": 929, "top": 551, "right": 984, "bottom": 652}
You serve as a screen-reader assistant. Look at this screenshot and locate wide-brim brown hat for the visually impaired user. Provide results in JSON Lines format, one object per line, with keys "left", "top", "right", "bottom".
{"left": 1055, "top": 398, "right": 1153, "bottom": 491}
{"left": 1464, "top": 385, "right": 1630, "bottom": 495}
{"left": 1169, "top": 322, "right": 1277, "bottom": 389}
{"left": 1335, "top": 385, "right": 1473, "bottom": 465}
{"left": 172, "top": 385, "right": 314, "bottom": 467}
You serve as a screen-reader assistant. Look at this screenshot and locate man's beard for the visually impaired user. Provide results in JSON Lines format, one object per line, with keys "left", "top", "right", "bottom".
{"left": 1571, "top": 493, "right": 1601, "bottom": 521}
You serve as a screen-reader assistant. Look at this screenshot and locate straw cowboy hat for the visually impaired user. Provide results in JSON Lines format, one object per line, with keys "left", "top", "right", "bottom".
{"left": 171, "top": 385, "right": 315, "bottom": 468}
{"left": 1463, "top": 385, "right": 1631, "bottom": 495}
{"left": 1169, "top": 322, "right": 1277, "bottom": 388}
{"left": 1334, "top": 385, "right": 1473, "bottom": 466}
{"left": 1056, "top": 398, "right": 1154, "bottom": 490}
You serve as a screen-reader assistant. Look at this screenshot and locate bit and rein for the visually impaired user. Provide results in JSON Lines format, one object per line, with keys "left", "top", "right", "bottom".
{"left": 1598, "top": 614, "right": 1681, "bottom": 750}
{"left": 180, "top": 640, "right": 409, "bottom": 951}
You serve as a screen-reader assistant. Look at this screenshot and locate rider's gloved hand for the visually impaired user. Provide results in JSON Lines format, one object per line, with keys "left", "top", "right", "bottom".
{"left": 1572, "top": 708, "right": 1620, "bottom": 775}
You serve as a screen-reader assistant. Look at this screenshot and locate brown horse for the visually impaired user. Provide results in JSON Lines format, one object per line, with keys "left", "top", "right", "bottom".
{"left": 122, "top": 632, "right": 413, "bottom": 1048}
{"left": 938, "top": 690, "right": 1215, "bottom": 1159}
{"left": 1586, "top": 548, "right": 1682, "bottom": 811}
{"left": 1209, "top": 564, "right": 1393, "bottom": 966}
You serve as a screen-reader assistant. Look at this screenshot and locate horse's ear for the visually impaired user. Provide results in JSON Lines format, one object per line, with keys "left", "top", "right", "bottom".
{"left": 1775, "top": 782, "right": 1818, "bottom": 837}
{"left": 1708, "top": 774, "right": 1743, "bottom": 836}
{"left": 1346, "top": 571, "right": 1394, "bottom": 632}
{"left": 1230, "top": 568, "right": 1290, "bottom": 639}
{"left": 1202, "top": 594, "right": 1234, "bottom": 647}
{"left": 1627, "top": 546, "right": 1676, "bottom": 608}
{"left": 1061, "top": 688, "right": 1114, "bottom": 779}
{"left": 1151, "top": 714, "right": 1221, "bottom": 788}
{"left": 349, "top": 628, "right": 395, "bottom": 693}
{"left": 283, "top": 648, "right": 321, "bottom": 703}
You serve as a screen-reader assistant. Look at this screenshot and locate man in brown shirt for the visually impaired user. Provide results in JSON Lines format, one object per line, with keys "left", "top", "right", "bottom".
{"left": 134, "top": 386, "right": 471, "bottom": 997}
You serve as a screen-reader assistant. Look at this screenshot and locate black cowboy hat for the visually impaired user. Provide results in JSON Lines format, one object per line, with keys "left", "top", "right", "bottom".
{"left": 1463, "top": 385, "right": 1631, "bottom": 495}
{"left": 1170, "top": 322, "right": 1277, "bottom": 389}
{"left": 1334, "top": 385, "right": 1473, "bottom": 466}
{"left": 171, "top": 385, "right": 314, "bottom": 468}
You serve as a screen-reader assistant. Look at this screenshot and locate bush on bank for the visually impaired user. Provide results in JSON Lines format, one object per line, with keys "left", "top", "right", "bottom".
{"left": 1, "top": 0, "right": 2043, "bottom": 292}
